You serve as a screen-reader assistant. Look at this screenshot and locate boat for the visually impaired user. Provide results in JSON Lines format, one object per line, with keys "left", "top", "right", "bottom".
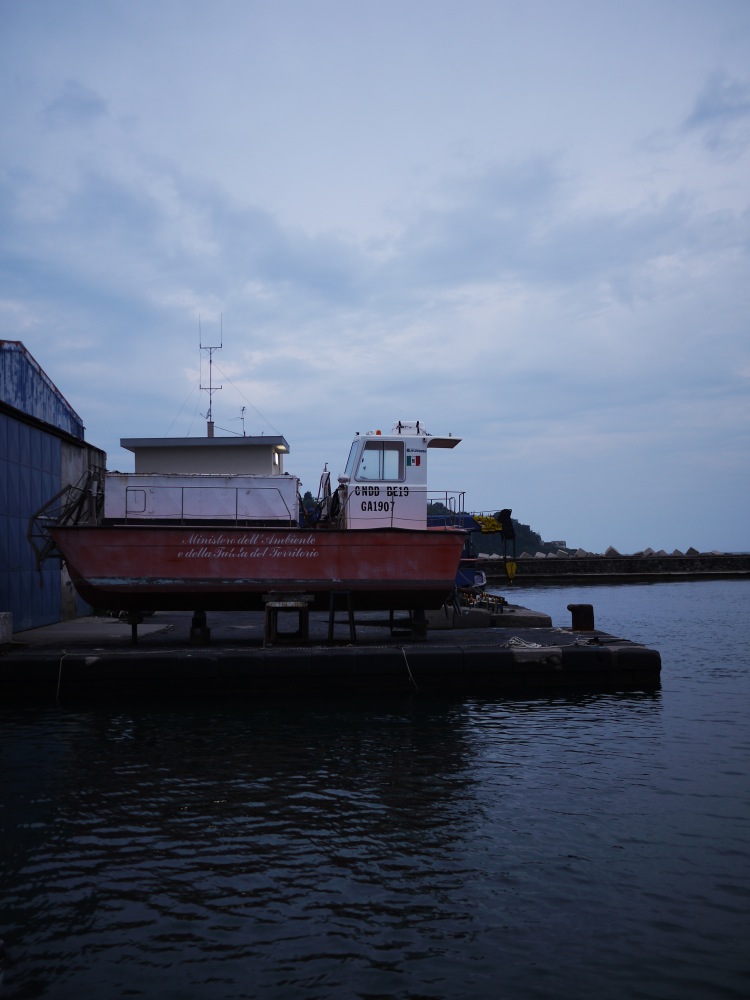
{"left": 33, "top": 420, "right": 468, "bottom": 617}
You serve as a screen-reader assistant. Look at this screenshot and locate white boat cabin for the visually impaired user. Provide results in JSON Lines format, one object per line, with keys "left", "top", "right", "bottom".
{"left": 104, "top": 433, "right": 296, "bottom": 523}
{"left": 104, "top": 472, "right": 299, "bottom": 523}
{"left": 337, "top": 421, "right": 460, "bottom": 530}
{"left": 101, "top": 421, "right": 460, "bottom": 529}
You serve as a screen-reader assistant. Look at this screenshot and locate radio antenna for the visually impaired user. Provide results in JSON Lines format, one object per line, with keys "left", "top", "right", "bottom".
{"left": 199, "top": 314, "right": 223, "bottom": 437}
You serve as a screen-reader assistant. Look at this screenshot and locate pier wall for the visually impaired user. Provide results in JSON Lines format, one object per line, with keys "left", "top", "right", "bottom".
{"left": 480, "top": 553, "right": 750, "bottom": 585}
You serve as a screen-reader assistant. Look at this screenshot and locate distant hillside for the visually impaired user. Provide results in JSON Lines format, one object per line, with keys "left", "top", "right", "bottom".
{"left": 426, "top": 503, "right": 562, "bottom": 557}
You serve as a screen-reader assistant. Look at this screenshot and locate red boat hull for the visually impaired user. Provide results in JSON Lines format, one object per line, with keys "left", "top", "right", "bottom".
{"left": 49, "top": 524, "right": 467, "bottom": 612}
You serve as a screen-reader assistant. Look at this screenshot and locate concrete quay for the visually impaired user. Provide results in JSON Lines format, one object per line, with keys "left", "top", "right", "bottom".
{"left": 1, "top": 603, "right": 661, "bottom": 701}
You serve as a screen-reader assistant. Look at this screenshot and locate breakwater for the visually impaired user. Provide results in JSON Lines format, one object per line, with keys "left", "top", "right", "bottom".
{"left": 480, "top": 551, "right": 750, "bottom": 584}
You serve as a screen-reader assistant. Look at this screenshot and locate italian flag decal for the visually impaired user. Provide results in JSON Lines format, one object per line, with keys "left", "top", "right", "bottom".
{"left": 407, "top": 455, "right": 421, "bottom": 466}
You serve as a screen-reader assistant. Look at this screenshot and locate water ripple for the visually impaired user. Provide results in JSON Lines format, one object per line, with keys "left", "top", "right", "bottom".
{"left": 2, "top": 581, "right": 749, "bottom": 998}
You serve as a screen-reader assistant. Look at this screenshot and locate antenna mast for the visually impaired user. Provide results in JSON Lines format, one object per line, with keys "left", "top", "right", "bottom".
{"left": 199, "top": 315, "right": 223, "bottom": 438}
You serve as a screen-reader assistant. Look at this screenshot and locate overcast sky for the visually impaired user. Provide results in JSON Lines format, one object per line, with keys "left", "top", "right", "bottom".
{"left": 2, "top": 0, "right": 748, "bottom": 553}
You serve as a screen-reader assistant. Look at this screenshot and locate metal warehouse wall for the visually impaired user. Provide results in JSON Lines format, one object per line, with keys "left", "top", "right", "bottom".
{"left": 1, "top": 341, "right": 105, "bottom": 632}
{"left": 0, "top": 411, "right": 63, "bottom": 630}
{"left": 0, "top": 341, "right": 84, "bottom": 438}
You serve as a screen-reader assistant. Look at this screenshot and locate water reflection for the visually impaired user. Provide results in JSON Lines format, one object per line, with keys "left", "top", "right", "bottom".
{"left": 2, "top": 577, "right": 748, "bottom": 999}
{"left": 1, "top": 694, "right": 669, "bottom": 999}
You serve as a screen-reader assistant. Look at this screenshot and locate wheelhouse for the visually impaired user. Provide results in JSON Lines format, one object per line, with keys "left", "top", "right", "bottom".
{"left": 337, "top": 421, "right": 461, "bottom": 530}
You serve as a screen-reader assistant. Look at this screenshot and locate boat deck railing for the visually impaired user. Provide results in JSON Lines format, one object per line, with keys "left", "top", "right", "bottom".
{"left": 426, "top": 491, "right": 467, "bottom": 528}
{"left": 427, "top": 490, "right": 471, "bottom": 530}
{"left": 27, "top": 468, "right": 103, "bottom": 570}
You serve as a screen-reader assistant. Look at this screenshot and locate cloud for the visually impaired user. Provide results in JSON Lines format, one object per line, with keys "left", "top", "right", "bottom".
{"left": 682, "top": 73, "right": 750, "bottom": 155}
{"left": 42, "top": 79, "right": 109, "bottom": 129}
{"left": 4, "top": 139, "right": 745, "bottom": 422}
{"left": 2, "top": 2, "right": 749, "bottom": 552}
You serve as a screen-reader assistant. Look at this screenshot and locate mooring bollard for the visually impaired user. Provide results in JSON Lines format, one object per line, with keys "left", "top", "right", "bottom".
{"left": 190, "top": 609, "right": 211, "bottom": 644}
{"left": 567, "top": 603, "right": 595, "bottom": 630}
{"left": 124, "top": 610, "right": 143, "bottom": 644}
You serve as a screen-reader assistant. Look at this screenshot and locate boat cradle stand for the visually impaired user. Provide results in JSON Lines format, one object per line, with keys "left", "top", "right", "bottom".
{"left": 327, "top": 590, "right": 357, "bottom": 644}
{"left": 263, "top": 593, "right": 314, "bottom": 648}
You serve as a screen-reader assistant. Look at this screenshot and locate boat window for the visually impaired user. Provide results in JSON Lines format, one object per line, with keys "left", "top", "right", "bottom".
{"left": 126, "top": 489, "right": 147, "bottom": 513}
{"left": 343, "top": 442, "right": 358, "bottom": 480}
{"left": 382, "top": 442, "right": 402, "bottom": 480}
{"left": 356, "top": 440, "right": 404, "bottom": 481}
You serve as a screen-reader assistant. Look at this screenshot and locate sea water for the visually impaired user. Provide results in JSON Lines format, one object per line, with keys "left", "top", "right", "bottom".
{"left": 0, "top": 579, "right": 748, "bottom": 999}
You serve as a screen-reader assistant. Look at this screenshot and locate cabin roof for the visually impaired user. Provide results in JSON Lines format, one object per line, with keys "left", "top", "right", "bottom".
{"left": 120, "top": 435, "right": 289, "bottom": 453}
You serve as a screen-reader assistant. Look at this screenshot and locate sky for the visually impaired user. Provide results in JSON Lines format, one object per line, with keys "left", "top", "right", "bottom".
{"left": 1, "top": 0, "right": 749, "bottom": 554}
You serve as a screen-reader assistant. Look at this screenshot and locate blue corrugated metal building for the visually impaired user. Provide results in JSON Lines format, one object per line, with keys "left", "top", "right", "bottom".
{"left": 1, "top": 341, "right": 106, "bottom": 632}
